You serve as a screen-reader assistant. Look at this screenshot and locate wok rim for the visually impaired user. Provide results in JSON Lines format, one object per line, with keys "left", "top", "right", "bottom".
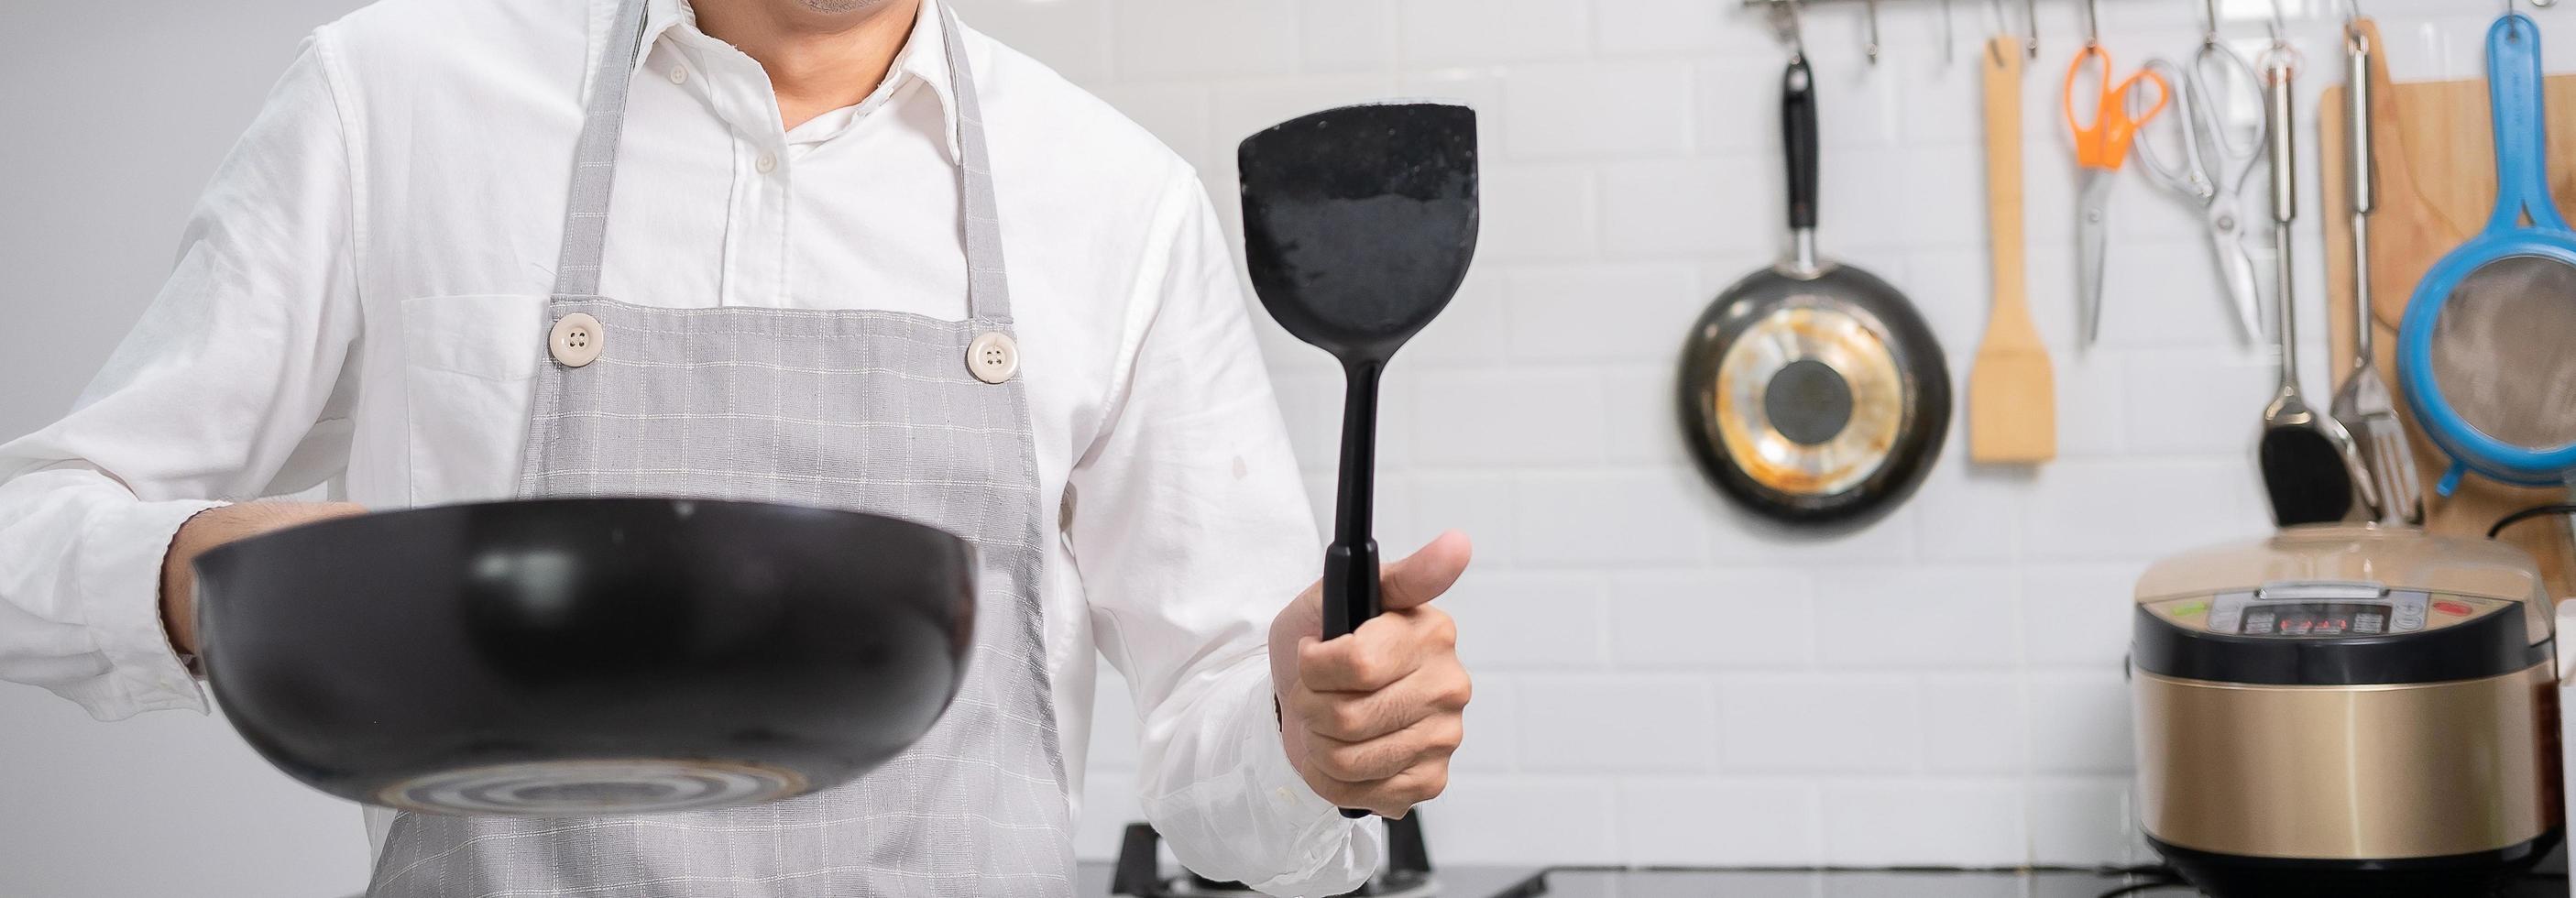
{"left": 195, "top": 496, "right": 972, "bottom": 573}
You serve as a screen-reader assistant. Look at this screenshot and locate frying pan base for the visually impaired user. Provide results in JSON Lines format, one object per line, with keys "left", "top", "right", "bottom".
{"left": 379, "top": 758, "right": 806, "bottom": 816}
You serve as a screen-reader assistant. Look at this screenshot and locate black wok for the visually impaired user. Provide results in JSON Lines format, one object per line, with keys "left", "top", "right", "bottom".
{"left": 192, "top": 498, "right": 974, "bottom": 816}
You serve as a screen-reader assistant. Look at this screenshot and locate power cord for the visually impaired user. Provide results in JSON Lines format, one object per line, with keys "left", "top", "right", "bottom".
{"left": 2487, "top": 503, "right": 2576, "bottom": 539}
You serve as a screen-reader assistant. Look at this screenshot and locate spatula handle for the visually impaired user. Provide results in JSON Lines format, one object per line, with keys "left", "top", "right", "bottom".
{"left": 1321, "top": 542, "right": 1382, "bottom": 651}
{"left": 1325, "top": 361, "right": 1386, "bottom": 820}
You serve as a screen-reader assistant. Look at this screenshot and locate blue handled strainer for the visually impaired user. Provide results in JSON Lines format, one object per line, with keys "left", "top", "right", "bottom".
{"left": 2398, "top": 13, "right": 2576, "bottom": 496}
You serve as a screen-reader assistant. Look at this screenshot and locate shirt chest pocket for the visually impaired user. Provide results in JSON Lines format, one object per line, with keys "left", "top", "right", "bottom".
{"left": 400, "top": 295, "right": 548, "bottom": 506}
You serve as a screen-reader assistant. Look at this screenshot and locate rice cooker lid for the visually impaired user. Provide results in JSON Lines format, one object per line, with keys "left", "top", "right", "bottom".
{"left": 2131, "top": 525, "right": 2554, "bottom": 686}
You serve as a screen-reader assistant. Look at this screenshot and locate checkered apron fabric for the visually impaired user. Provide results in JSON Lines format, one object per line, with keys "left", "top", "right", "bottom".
{"left": 365, "top": 3, "right": 1073, "bottom": 895}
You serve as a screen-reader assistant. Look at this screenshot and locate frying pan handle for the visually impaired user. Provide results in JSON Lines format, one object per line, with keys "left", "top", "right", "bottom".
{"left": 2487, "top": 14, "right": 2567, "bottom": 232}
{"left": 1783, "top": 57, "right": 1819, "bottom": 233}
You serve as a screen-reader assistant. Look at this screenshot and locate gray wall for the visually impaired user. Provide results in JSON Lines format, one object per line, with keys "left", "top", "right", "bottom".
{"left": 1, "top": 3, "right": 376, "bottom": 896}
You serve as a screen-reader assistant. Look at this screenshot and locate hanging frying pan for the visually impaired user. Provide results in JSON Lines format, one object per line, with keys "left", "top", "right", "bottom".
{"left": 192, "top": 498, "right": 974, "bottom": 816}
{"left": 1678, "top": 57, "right": 1952, "bottom": 528}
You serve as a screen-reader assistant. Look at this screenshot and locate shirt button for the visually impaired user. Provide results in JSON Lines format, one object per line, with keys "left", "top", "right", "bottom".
{"left": 966, "top": 332, "right": 1018, "bottom": 384}
{"left": 755, "top": 153, "right": 778, "bottom": 174}
{"left": 668, "top": 65, "right": 688, "bottom": 85}
{"left": 550, "top": 312, "right": 604, "bottom": 367}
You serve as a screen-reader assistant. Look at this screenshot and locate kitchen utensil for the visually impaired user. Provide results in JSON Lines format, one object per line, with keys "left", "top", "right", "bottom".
{"left": 1677, "top": 57, "right": 1950, "bottom": 527}
{"left": 2257, "top": 51, "right": 2380, "bottom": 527}
{"left": 1238, "top": 103, "right": 1477, "bottom": 820}
{"left": 1968, "top": 34, "right": 2054, "bottom": 464}
{"left": 2318, "top": 20, "right": 2576, "bottom": 602}
{"left": 2066, "top": 42, "right": 2170, "bottom": 346}
{"left": 193, "top": 498, "right": 975, "bottom": 816}
{"left": 2132, "top": 526, "right": 2561, "bottom": 898}
{"left": 2330, "top": 19, "right": 2426, "bottom": 527}
{"left": 2131, "top": 38, "right": 2271, "bottom": 345}
{"left": 2400, "top": 14, "right": 2576, "bottom": 498}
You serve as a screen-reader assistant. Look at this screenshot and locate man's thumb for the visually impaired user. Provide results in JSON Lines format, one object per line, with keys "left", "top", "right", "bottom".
{"left": 1378, "top": 531, "right": 1472, "bottom": 610}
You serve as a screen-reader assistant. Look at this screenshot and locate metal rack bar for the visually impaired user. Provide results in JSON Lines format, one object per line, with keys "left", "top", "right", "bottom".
{"left": 1742, "top": 0, "right": 2553, "bottom": 5}
{"left": 1739, "top": 0, "right": 2554, "bottom": 63}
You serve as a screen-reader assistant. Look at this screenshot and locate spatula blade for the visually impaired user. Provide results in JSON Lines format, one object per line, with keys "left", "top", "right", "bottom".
{"left": 1967, "top": 347, "right": 2057, "bottom": 464}
{"left": 1238, "top": 102, "right": 1479, "bottom": 359}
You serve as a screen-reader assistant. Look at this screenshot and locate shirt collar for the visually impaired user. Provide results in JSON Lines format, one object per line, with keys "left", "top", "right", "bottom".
{"left": 606, "top": 0, "right": 962, "bottom": 159}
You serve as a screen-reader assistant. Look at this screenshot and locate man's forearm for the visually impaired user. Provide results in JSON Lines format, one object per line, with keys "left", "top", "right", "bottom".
{"left": 158, "top": 501, "right": 366, "bottom": 657}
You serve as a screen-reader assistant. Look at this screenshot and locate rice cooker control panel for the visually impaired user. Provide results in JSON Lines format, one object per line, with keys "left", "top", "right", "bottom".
{"left": 2145, "top": 581, "right": 2510, "bottom": 640}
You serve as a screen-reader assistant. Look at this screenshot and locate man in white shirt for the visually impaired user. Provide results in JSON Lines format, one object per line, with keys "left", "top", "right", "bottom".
{"left": 0, "top": 0, "right": 1474, "bottom": 895}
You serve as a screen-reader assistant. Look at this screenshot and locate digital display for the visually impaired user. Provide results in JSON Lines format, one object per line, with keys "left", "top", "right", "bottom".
{"left": 2239, "top": 602, "right": 2390, "bottom": 637}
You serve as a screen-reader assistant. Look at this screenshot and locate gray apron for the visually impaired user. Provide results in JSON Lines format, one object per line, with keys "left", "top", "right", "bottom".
{"left": 365, "top": 2, "right": 1074, "bottom": 894}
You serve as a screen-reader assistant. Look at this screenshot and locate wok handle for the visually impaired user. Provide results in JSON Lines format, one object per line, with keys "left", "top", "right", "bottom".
{"left": 1324, "top": 360, "right": 1386, "bottom": 821}
{"left": 1783, "top": 57, "right": 1819, "bottom": 233}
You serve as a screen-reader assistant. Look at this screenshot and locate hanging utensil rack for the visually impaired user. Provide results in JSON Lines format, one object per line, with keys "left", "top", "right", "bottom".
{"left": 1739, "top": 0, "right": 2558, "bottom": 66}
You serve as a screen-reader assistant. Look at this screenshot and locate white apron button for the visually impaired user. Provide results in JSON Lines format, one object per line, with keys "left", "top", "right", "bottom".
{"left": 550, "top": 312, "right": 603, "bottom": 367}
{"left": 967, "top": 332, "right": 1017, "bottom": 384}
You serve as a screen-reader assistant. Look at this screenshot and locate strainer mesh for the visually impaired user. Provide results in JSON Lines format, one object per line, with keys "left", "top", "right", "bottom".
{"left": 2428, "top": 255, "right": 2576, "bottom": 451}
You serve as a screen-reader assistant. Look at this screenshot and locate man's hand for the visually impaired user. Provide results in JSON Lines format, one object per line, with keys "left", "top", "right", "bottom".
{"left": 1268, "top": 531, "right": 1473, "bottom": 818}
{"left": 160, "top": 501, "right": 367, "bottom": 656}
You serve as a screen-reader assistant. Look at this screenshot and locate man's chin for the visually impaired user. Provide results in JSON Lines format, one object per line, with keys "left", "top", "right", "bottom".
{"left": 797, "top": 0, "right": 894, "bottom": 14}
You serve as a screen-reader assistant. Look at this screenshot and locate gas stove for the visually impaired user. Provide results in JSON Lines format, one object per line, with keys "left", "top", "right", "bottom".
{"left": 1097, "top": 814, "right": 1544, "bottom": 898}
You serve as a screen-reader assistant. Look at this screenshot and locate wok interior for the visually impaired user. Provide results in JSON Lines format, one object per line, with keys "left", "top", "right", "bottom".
{"left": 192, "top": 498, "right": 976, "bottom": 807}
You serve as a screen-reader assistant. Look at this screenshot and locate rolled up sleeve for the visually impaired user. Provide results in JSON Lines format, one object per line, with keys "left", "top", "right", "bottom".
{"left": 0, "top": 34, "right": 363, "bottom": 720}
{"left": 1066, "top": 173, "right": 1379, "bottom": 897}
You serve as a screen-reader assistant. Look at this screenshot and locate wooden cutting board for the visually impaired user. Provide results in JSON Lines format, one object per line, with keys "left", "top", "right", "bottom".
{"left": 2319, "top": 19, "right": 2576, "bottom": 597}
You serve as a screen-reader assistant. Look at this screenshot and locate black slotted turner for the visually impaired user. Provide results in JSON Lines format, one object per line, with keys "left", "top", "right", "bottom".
{"left": 1239, "top": 103, "right": 1479, "bottom": 819}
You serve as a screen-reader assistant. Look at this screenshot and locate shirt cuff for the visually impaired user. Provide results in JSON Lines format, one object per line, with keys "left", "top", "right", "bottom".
{"left": 66, "top": 498, "right": 224, "bottom": 720}
{"left": 1141, "top": 663, "right": 1381, "bottom": 898}
{"left": 1239, "top": 717, "right": 1380, "bottom": 897}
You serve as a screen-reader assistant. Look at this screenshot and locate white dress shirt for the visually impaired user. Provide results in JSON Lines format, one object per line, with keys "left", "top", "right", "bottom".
{"left": 0, "top": 0, "right": 1377, "bottom": 893}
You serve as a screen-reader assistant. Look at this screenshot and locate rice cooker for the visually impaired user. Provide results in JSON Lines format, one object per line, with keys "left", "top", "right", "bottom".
{"left": 2130, "top": 524, "right": 2562, "bottom": 897}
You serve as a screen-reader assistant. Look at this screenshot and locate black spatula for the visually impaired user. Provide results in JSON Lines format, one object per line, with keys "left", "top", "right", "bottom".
{"left": 1240, "top": 103, "right": 1478, "bottom": 818}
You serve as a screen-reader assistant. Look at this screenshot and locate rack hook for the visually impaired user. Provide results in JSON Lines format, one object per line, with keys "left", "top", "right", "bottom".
{"left": 2023, "top": 0, "right": 2039, "bottom": 57}
{"left": 2264, "top": 0, "right": 2302, "bottom": 73}
{"left": 1866, "top": 0, "right": 1882, "bottom": 63}
{"left": 2085, "top": 0, "right": 2102, "bottom": 47}
{"left": 1771, "top": 0, "right": 1809, "bottom": 62}
{"left": 1986, "top": 0, "right": 2011, "bottom": 66}
{"left": 1942, "top": 0, "right": 1957, "bottom": 64}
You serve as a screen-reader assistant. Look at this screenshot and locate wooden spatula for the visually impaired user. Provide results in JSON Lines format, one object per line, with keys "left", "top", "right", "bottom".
{"left": 1970, "top": 35, "right": 2056, "bottom": 464}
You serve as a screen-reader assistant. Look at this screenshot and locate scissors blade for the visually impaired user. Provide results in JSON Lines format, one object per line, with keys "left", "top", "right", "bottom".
{"left": 2077, "top": 170, "right": 2117, "bottom": 347}
{"left": 2204, "top": 199, "right": 2265, "bottom": 344}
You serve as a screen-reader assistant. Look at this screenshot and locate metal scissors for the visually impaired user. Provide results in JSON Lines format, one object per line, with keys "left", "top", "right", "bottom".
{"left": 2129, "top": 38, "right": 2271, "bottom": 345}
{"left": 2067, "top": 41, "right": 2170, "bottom": 346}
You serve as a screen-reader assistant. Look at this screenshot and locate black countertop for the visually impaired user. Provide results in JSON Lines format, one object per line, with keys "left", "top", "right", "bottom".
{"left": 1080, "top": 864, "right": 2571, "bottom": 897}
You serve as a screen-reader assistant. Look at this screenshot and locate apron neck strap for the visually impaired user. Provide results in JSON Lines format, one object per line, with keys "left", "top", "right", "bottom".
{"left": 552, "top": 1, "right": 1014, "bottom": 323}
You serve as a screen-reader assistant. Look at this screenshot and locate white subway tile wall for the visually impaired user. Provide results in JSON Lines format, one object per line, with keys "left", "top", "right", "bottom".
{"left": 943, "top": 0, "right": 2525, "bottom": 870}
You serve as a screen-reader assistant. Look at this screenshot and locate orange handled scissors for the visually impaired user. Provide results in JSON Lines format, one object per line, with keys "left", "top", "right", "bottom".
{"left": 2066, "top": 44, "right": 2170, "bottom": 346}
